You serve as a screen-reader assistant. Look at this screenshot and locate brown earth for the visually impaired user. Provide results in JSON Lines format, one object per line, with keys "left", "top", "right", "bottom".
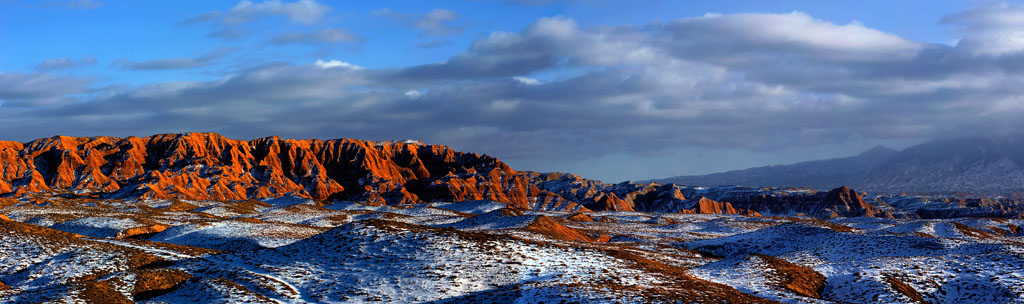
{"left": 524, "top": 215, "right": 596, "bottom": 242}
{"left": 117, "top": 224, "right": 171, "bottom": 239}
{"left": 952, "top": 222, "right": 998, "bottom": 239}
{"left": 778, "top": 216, "right": 856, "bottom": 233}
{"left": 567, "top": 213, "right": 594, "bottom": 222}
{"left": 77, "top": 280, "right": 133, "bottom": 304}
{"left": 133, "top": 269, "right": 192, "bottom": 300}
{"left": 884, "top": 274, "right": 927, "bottom": 303}
{"left": 757, "top": 255, "right": 826, "bottom": 299}
{"left": 600, "top": 248, "right": 779, "bottom": 303}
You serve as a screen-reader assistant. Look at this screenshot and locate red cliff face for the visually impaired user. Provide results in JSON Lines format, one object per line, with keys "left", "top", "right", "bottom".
{"left": 594, "top": 193, "right": 635, "bottom": 212}
{"left": 819, "top": 186, "right": 889, "bottom": 218}
{"left": 680, "top": 197, "right": 762, "bottom": 216}
{"left": 0, "top": 133, "right": 586, "bottom": 211}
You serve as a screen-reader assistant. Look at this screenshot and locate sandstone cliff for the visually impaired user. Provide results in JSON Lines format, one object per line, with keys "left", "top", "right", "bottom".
{"left": 0, "top": 133, "right": 586, "bottom": 211}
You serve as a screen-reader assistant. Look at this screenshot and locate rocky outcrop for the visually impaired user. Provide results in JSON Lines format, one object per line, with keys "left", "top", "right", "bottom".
{"left": 523, "top": 215, "right": 597, "bottom": 242}
{"left": 679, "top": 197, "right": 762, "bottom": 216}
{"left": 818, "top": 186, "right": 887, "bottom": 218}
{"left": 694, "top": 186, "right": 893, "bottom": 218}
{"left": 117, "top": 224, "right": 171, "bottom": 239}
{"left": 0, "top": 133, "right": 586, "bottom": 211}
{"left": 524, "top": 171, "right": 889, "bottom": 217}
{"left": 523, "top": 172, "right": 691, "bottom": 213}
{"left": 593, "top": 193, "right": 634, "bottom": 212}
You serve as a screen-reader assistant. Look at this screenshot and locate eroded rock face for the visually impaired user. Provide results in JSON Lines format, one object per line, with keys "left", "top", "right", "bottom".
{"left": 679, "top": 197, "right": 762, "bottom": 217}
{"left": 819, "top": 186, "right": 886, "bottom": 218}
{"left": 0, "top": 133, "right": 586, "bottom": 211}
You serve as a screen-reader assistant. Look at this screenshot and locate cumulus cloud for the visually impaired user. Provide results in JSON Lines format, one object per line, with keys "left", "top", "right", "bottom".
{"left": 34, "top": 56, "right": 97, "bottom": 71}
{"left": 374, "top": 8, "right": 465, "bottom": 36}
{"left": 9, "top": 6, "right": 1024, "bottom": 180}
{"left": 113, "top": 48, "right": 236, "bottom": 70}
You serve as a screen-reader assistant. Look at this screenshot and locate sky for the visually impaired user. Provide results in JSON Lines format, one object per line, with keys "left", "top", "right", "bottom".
{"left": 2, "top": 0, "right": 1024, "bottom": 183}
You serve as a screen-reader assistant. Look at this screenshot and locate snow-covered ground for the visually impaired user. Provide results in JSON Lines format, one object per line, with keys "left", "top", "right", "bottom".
{"left": 1, "top": 197, "right": 1022, "bottom": 303}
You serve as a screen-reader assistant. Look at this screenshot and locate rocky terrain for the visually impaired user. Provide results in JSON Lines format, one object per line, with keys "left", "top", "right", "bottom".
{"left": 0, "top": 133, "right": 1023, "bottom": 303}
{"left": 0, "top": 195, "right": 1021, "bottom": 303}
{"left": 656, "top": 137, "right": 1024, "bottom": 194}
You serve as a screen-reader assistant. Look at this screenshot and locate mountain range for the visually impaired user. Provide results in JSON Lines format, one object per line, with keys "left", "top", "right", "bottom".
{"left": 1, "top": 133, "right": 1022, "bottom": 219}
{"left": 654, "top": 137, "right": 1024, "bottom": 194}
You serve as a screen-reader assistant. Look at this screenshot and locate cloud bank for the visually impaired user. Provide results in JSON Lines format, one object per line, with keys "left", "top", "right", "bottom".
{"left": 6, "top": 4, "right": 1024, "bottom": 180}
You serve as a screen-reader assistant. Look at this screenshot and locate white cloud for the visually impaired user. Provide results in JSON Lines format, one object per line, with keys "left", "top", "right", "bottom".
{"left": 942, "top": 3, "right": 1024, "bottom": 56}
{"left": 662, "top": 12, "right": 925, "bottom": 61}
{"left": 181, "top": 0, "right": 335, "bottom": 41}
{"left": 513, "top": 76, "right": 541, "bottom": 85}
{"left": 374, "top": 8, "right": 465, "bottom": 36}
{"left": 273, "top": 28, "right": 360, "bottom": 45}
{"left": 224, "top": 0, "right": 331, "bottom": 25}
{"left": 113, "top": 48, "right": 236, "bottom": 70}
{"left": 314, "top": 59, "right": 363, "bottom": 70}
{"left": 0, "top": 72, "right": 93, "bottom": 106}
{"left": 35, "top": 56, "right": 98, "bottom": 71}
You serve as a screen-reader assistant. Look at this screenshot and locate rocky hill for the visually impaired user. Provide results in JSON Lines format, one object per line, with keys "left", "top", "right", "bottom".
{"left": 2, "top": 133, "right": 1021, "bottom": 219}
{"left": 0, "top": 133, "right": 585, "bottom": 211}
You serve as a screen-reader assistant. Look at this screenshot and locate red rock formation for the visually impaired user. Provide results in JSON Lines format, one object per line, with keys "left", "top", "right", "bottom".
{"left": 819, "top": 186, "right": 888, "bottom": 218}
{"left": 679, "top": 197, "right": 762, "bottom": 216}
{"left": 117, "top": 224, "right": 171, "bottom": 239}
{"left": 0, "top": 133, "right": 587, "bottom": 211}
{"left": 523, "top": 215, "right": 596, "bottom": 242}
{"left": 567, "top": 213, "right": 595, "bottom": 222}
{"left": 594, "top": 193, "right": 635, "bottom": 212}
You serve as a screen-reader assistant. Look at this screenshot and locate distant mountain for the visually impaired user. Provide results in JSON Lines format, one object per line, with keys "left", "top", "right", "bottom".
{"left": 655, "top": 137, "right": 1024, "bottom": 194}
{"left": 653, "top": 145, "right": 897, "bottom": 190}
{"left": 859, "top": 137, "right": 1024, "bottom": 194}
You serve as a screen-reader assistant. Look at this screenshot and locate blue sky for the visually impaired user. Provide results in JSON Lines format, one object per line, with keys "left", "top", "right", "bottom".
{"left": 2, "top": 0, "right": 1023, "bottom": 182}
{"left": 1, "top": 1, "right": 968, "bottom": 73}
